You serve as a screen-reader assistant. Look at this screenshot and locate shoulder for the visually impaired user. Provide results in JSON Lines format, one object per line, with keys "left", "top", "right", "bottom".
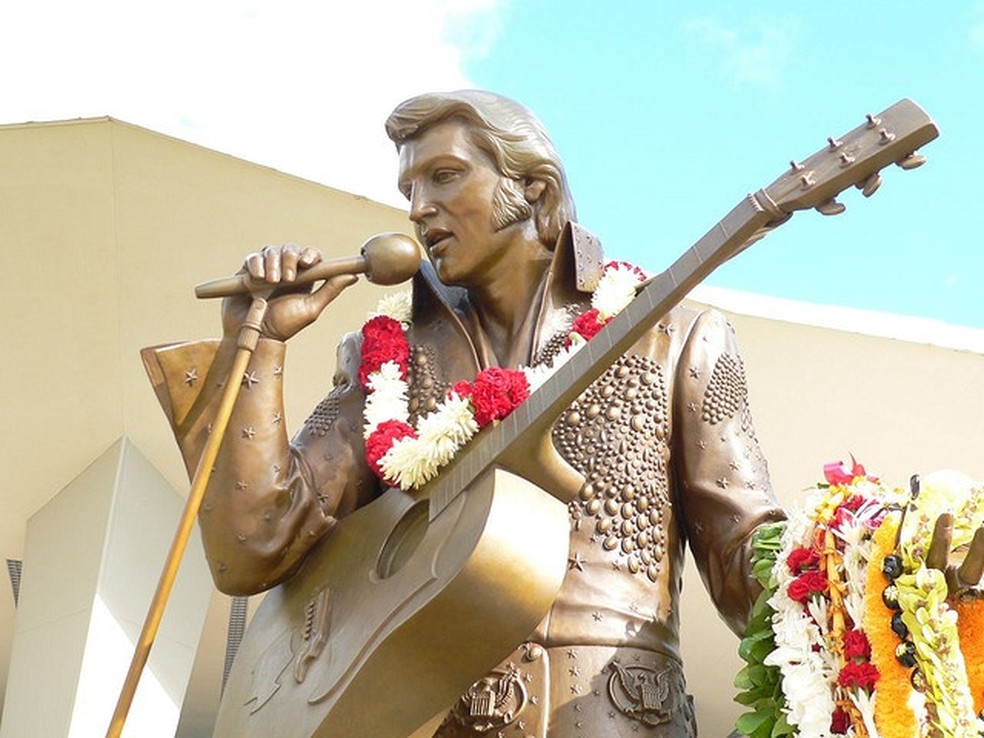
{"left": 670, "top": 305, "right": 740, "bottom": 351}
{"left": 332, "top": 330, "right": 364, "bottom": 388}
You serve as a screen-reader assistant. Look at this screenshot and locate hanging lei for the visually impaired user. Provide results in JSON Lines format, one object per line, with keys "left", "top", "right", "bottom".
{"left": 357, "top": 261, "right": 647, "bottom": 491}
{"left": 735, "top": 457, "right": 984, "bottom": 738}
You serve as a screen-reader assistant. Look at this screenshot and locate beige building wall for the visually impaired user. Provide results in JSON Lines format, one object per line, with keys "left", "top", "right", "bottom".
{"left": 0, "top": 117, "right": 412, "bottom": 735}
{"left": 2, "top": 117, "right": 982, "bottom": 737}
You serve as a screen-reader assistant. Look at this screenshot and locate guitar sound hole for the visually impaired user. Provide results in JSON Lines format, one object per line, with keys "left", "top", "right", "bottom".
{"left": 376, "top": 500, "right": 429, "bottom": 579}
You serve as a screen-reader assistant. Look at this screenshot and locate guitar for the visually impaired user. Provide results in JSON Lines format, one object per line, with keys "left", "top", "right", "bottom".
{"left": 215, "top": 99, "right": 938, "bottom": 738}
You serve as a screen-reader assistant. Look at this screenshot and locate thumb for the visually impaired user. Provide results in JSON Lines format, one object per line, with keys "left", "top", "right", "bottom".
{"left": 305, "top": 274, "right": 359, "bottom": 315}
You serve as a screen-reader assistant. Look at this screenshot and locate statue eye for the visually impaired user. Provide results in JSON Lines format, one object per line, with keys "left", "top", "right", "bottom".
{"left": 433, "top": 169, "right": 459, "bottom": 185}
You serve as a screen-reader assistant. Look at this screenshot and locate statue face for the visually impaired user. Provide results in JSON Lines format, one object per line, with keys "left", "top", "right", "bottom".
{"left": 397, "top": 119, "right": 533, "bottom": 288}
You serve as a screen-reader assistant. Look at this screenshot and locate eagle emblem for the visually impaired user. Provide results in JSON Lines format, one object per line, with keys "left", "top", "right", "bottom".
{"left": 606, "top": 659, "right": 683, "bottom": 726}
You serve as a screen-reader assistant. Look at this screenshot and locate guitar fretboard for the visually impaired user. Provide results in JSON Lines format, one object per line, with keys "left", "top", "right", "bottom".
{"left": 427, "top": 194, "right": 773, "bottom": 518}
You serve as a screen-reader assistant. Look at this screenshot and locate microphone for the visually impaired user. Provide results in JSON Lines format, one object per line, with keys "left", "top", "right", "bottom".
{"left": 194, "top": 232, "right": 421, "bottom": 299}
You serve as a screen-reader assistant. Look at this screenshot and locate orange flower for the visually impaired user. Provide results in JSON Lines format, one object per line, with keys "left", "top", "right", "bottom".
{"left": 863, "top": 513, "right": 919, "bottom": 738}
{"left": 955, "top": 599, "right": 984, "bottom": 715}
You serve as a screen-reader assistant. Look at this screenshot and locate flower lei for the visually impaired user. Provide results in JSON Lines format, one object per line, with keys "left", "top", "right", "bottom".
{"left": 735, "top": 458, "right": 984, "bottom": 738}
{"left": 359, "top": 261, "right": 647, "bottom": 491}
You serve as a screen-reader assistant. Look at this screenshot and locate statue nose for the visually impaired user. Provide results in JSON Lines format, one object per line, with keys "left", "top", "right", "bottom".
{"left": 408, "top": 186, "right": 438, "bottom": 223}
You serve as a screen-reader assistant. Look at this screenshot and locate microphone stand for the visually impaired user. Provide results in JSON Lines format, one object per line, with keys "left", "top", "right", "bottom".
{"left": 106, "top": 294, "right": 270, "bottom": 738}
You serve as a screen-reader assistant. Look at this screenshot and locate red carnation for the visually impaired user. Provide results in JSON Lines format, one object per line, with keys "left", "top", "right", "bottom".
{"left": 787, "top": 570, "right": 829, "bottom": 603}
{"left": 365, "top": 419, "right": 416, "bottom": 483}
{"left": 605, "top": 260, "right": 647, "bottom": 280}
{"left": 786, "top": 546, "right": 820, "bottom": 574}
{"left": 830, "top": 707, "right": 850, "bottom": 734}
{"left": 469, "top": 367, "right": 529, "bottom": 427}
{"left": 842, "top": 629, "right": 872, "bottom": 661}
{"left": 568, "top": 308, "right": 610, "bottom": 346}
{"left": 449, "top": 380, "right": 473, "bottom": 400}
{"left": 359, "top": 316, "right": 410, "bottom": 389}
{"left": 837, "top": 661, "right": 879, "bottom": 691}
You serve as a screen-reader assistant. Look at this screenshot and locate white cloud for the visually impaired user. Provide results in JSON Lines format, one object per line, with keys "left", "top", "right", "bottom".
{"left": 0, "top": 0, "right": 507, "bottom": 207}
{"left": 683, "top": 15, "right": 798, "bottom": 90}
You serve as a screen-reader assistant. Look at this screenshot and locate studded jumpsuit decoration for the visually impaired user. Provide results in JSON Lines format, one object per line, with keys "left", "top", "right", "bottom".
{"left": 144, "top": 223, "right": 785, "bottom": 737}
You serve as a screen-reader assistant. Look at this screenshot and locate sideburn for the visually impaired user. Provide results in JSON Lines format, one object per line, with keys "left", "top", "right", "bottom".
{"left": 491, "top": 178, "right": 534, "bottom": 231}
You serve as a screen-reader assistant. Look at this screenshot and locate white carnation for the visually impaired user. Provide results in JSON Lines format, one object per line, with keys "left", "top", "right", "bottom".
{"left": 371, "top": 291, "right": 413, "bottom": 323}
{"left": 380, "top": 436, "right": 437, "bottom": 490}
{"left": 418, "top": 394, "right": 479, "bottom": 448}
{"left": 363, "top": 362, "right": 409, "bottom": 437}
{"left": 592, "top": 265, "right": 644, "bottom": 319}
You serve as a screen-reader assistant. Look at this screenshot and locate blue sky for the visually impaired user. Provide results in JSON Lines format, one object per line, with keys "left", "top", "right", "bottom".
{"left": 461, "top": 3, "right": 984, "bottom": 328}
{"left": 2, "top": 1, "right": 982, "bottom": 328}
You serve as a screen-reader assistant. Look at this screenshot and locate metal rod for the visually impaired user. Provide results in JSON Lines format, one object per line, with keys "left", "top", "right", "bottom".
{"left": 106, "top": 296, "right": 269, "bottom": 738}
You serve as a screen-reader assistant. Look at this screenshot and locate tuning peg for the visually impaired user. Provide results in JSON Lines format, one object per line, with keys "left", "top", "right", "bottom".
{"left": 799, "top": 172, "right": 816, "bottom": 189}
{"left": 838, "top": 151, "right": 856, "bottom": 168}
{"left": 790, "top": 160, "right": 805, "bottom": 172}
{"left": 816, "top": 198, "right": 846, "bottom": 216}
{"left": 866, "top": 114, "right": 881, "bottom": 129}
{"left": 897, "top": 151, "right": 927, "bottom": 170}
{"left": 878, "top": 128, "right": 896, "bottom": 145}
{"left": 827, "top": 136, "right": 843, "bottom": 150}
{"left": 856, "top": 173, "right": 882, "bottom": 198}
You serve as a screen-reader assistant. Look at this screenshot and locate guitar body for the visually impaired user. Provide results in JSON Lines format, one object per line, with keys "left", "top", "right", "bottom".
{"left": 215, "top": 466, "right": 570, "bottom": 738}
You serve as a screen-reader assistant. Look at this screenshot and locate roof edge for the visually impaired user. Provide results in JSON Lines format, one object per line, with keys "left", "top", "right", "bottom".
{"left": 0, "top": 116, "right": 408, "bottom": 216}
{"left": 687, "top": 283, "right": 984, "bottom": 355}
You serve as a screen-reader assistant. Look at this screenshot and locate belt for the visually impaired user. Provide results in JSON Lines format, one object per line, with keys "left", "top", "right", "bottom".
{"left": 433, "top": 643, "right": 697, "bottom": 737}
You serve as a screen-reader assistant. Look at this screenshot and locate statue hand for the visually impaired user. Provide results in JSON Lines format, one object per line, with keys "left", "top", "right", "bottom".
{"left": 926, "top": 513, "right": 984, "bottom": 599}
{"left": 221, "top": 245, "right": 358, "bottom": 342}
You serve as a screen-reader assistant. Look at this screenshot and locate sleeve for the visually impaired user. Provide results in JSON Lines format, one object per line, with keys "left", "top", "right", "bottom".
{"left": 671, "top": 309, "right": 785, "bottom": 636}
{"left": 141, "top": 332, "right": 379, "bottom": 595}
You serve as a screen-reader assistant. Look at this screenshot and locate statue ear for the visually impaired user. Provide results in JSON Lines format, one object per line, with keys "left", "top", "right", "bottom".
{"left": 524, "top": 179, "right": 546, "bottom": 203}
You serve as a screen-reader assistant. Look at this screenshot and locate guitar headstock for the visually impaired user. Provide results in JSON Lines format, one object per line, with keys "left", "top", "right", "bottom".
{"left": 761, "top": 98, "right": 939, "bottom": 217}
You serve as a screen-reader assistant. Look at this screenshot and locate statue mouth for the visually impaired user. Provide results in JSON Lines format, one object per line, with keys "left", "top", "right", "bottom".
{"left": 423, "top": 228, "right": 452, "bottom": 255}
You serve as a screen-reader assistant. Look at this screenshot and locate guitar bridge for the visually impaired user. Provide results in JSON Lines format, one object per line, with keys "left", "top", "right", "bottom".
{"left": 294, "top": 588, "right": 332, "bottom": 684}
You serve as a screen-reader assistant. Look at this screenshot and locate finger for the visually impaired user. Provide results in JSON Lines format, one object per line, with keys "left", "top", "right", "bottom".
{"left": 281, "top": 244, "right": 301, "bottom": 282}
{"left": 263, "top": 246, "right": 281, "bottom": 283}
{"left": 957, "top": 526, "right": 984, "bottom": 587}
{"left": 298, "top": 246, "right": 322, "bottom": 269}
{"left": 926, "top": 512, "right": 953, "bottom": 571}
{"left": 245, "top": 251, "right": 265, "bottom": 280}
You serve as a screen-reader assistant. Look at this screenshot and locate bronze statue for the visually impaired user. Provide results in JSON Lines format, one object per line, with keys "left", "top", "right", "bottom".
{"left": 141, "top": 91, "right": 984, "bottom": 737}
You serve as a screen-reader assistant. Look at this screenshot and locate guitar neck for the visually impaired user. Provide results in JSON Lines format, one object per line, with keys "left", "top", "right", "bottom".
{"left": 428, "top": 193, "right": 776, "bottom": 517}
{"left": 425, "top": 97, "right": 938, "bottom": 518}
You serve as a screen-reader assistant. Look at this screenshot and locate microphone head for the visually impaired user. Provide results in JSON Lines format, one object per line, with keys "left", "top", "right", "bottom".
{"left": 361, "top": 233, "right": 422, "bottom": 285}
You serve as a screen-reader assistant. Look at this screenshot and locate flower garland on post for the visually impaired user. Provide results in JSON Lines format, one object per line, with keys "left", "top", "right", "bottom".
{"left": 735, "top": 459, "right": 984, "bottom": 737}
{"left": 359, "top": 262, "right": 647, "bottom": 491}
